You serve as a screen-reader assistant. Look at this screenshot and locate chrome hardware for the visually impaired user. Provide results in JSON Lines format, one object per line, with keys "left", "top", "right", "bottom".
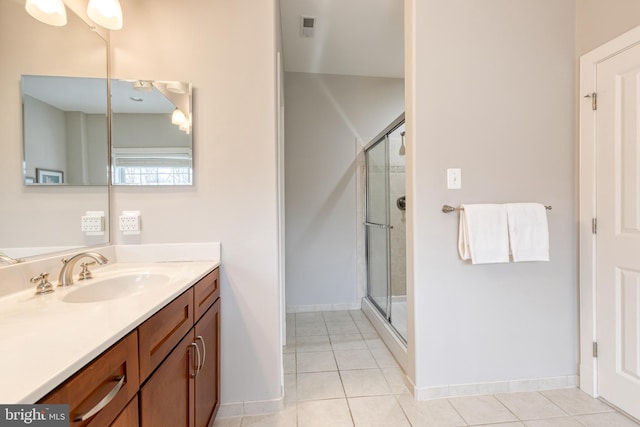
{"left": 396, "top": 196, "right": 406, "bottom": 211}
{"left": 364, "top": 222, "right": 394, "bottom": 229}
{"left": 31, "top": 273, "right": 54, "bottom": 295}
{"left": 74, "top": 375, "right": 125, "bottom": 422}
{"left": 58, "top": 252, "right": 108, "bottom": 287}
{"left": 190, "top": 342, "right": 201, "bottom": 378}
{"left": 0, "top": 253, "right": 24, "bottom": 265}
{"left": 78, "top": 261, "right": 97, "bottom": 281}
{"left": 196, "top": 335, "right": 206, "bottom": 371}
{"left": 442, "top": 204, "right": 552, "bottom": 213}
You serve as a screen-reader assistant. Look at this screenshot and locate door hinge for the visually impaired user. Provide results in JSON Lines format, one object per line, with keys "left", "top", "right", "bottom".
{"left": 585, "top": 92, "right": 597, "bottom": 110}
{"left": 593, "top": 342, "right": 598, "bottom": 358}
{"left": 592, "top": 218, "right": 597, "bottom": 234}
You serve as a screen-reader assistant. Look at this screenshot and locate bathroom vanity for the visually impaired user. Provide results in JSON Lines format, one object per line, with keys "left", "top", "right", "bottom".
{"left": 0, "top": 250, "right": 220, "bottom": 427}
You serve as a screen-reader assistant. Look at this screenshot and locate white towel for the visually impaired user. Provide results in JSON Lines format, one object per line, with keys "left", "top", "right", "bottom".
{"left": 458, "top": 204, "right": 510, "bottom": 264}
{"left": 506, "top": 203, "right": 549, "bottom": 262}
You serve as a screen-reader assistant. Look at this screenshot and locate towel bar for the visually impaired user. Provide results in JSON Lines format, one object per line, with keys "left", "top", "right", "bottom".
{"left": 442, "top": 204, "right": 552, "bottom": 213}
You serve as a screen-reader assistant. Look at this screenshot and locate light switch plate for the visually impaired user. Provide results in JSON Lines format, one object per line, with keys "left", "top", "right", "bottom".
{"left": 447, "top": 168, "right": 462, "bottom": 189}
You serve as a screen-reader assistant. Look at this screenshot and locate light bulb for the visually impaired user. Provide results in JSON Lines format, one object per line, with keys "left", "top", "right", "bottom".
{"left": 172, "top": 109, "right": 186, "bottom": 125}
{"left": 25, "top": 0, "right": 67, "bottom": 26}
{"left": 87, "top": 0, "right": 123, "bottom": 30}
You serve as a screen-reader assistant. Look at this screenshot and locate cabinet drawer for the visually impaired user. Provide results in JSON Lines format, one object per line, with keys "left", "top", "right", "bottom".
{"left": 39, "top": 331, "right": 139, "bottom": 427}
{"left": 138, "top": 289, "right": 194, "bottom": 382}
{"left": 193, "top": 268, "right": 219, "bottom": 321}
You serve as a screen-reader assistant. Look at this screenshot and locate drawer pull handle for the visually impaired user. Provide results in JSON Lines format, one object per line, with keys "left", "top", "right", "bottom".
{"left": 190, "top": 342, "right": 201, "bottom": 378}
{"left": 74, "top": 375, "right": 125, "bottom": 422}
{"left": 196, "top": 335, "right": 206, "bottom": 370}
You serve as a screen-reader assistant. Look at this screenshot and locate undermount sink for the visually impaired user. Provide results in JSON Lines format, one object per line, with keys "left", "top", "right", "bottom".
{"left": 62, "top": 273, "right": 171, "bottom": 303}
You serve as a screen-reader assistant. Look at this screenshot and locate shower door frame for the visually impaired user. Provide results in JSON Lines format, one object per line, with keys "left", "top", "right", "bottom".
{"left": 363, "top": 113, "right": 406, "bottom": 343}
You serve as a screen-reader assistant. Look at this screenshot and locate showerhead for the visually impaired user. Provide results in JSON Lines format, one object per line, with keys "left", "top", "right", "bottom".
{"left": 399, "top": 131, "right": 406, "bottom": 156}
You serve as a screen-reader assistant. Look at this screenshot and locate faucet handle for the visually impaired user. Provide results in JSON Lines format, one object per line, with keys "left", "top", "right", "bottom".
{"left": 78, "top": 261, "right": 96, "bottom": 281}
{"left": 31, "top": 273, "right": 54, "bottom": 295}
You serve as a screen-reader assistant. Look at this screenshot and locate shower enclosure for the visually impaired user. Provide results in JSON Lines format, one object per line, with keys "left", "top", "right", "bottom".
{"left": 364, "top": 114, "right": 406, "bottom": 342}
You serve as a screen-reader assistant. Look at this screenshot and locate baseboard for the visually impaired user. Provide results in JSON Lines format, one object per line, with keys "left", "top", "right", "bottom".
{"left": 286, "top": 302, "right": 362, "bottom": 313}
{"left": 216, "top": 397, "right": 284, "bottom": 418}
{"left": 413, "top": 375, "right": 579, "bottom": 400}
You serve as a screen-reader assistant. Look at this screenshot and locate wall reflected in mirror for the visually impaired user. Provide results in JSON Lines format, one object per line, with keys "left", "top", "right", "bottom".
{"left": 111, "top": 79, "right": 193, "bottom": 185}
{"left": 22, "top": 75, "right": 108, "bottom": 186}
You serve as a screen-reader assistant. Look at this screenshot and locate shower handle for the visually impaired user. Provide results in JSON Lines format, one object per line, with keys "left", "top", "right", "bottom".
{"left": 364, "top": 222, "right": 394, "bottom": 230}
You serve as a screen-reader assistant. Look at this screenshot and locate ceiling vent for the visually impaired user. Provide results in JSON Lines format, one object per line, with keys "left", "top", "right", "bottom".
{"left": 301, "top": 16, "right": 316, "bottom": 38}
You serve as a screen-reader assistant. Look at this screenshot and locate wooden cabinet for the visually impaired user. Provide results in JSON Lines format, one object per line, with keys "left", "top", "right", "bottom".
{"left": 40, "top": 331, "right": 139, "bottom": 427}
{"left": 194, "top": 299, "right": 221, "bottom": 427}
{"left": 136, "top": 268, "right": 221, "bottom": 427}
{"left": 37, "top": 267, "right": 220, "bottom": 427}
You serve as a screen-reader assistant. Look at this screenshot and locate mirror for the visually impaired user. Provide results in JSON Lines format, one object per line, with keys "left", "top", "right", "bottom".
{"left": 22, "top": 75, "right": 108, "bottom": 185}
{"left": 111, "top": 79, "right": 193, "bottom": 185}
{"left": 0, "top": 0, "right": 109, "bottom": 261}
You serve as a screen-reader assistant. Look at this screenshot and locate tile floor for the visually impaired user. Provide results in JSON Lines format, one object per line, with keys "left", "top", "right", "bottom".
{"left": 214, "top": 310, "right": 640, "bottom": 427}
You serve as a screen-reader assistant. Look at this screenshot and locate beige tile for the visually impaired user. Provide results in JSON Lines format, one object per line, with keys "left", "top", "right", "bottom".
{"left": 341, "top": 369, "right": 392, "bottom": 397}
{"left": 574, "top": 412, "right": 640, "bottom": 426}
{"left": 283, "top": 353, "right": 296, "bottom": 374}
{"left": 364, "top": 337, "right": 386, "bottom": 350}
{"left": 524, "top": 417, "right": 583, "bottom": 427}
{"left": 284, "top": 373, "right": 296, "bottom": 403}
{"left": 297, "top": 398, "right": 354, "bottom": 427}
{"left": 496, "top": 391, "right": 566, "bottom": 420}
{"left": 323, "top": 311, "right": 354, "bottom": 322}
{"left": 448, "top": 395, "right": 518, "bottom": 425}
{"left": 296, "top": 320, "right": 328, "bottom": 337}
{"left": 240, "top": 406, "right": 296, "bottom": 427}
{"left": 370, "top": 347, "right": 399, "bottom": 368}
{"left": 541, "top": 388, "right": 614, "bottom": 415}
{"left": 475, "top": 423, "right": 525, "bottom": 427}
{"left": 331, "top": 334, "right": 367, "bottom": 351}
{"left": 335, "top": 349, "right": 378, "bottom": 370}
{"left": 297, "top": 335, "right": 332, "bottom": 353}
{"left": 349, "top": 310, "right": 368, "bottom": 321}
{"left": 297, "top": 351, "right": 338, "bottom": 373}
{"left": 297, "top": 371, "right": 345, "bottom": 401}
{"left": 348, "top": 395, "right": 411, "bottom": 427}
{"left": 396, "top": 393, "right": 466, "bottom": 426}
{"left": 355, "top": 319, "right": 377, "bottom": 336}
{"left": 213, "top": 417, "right": 242, "bottom": 427}
{"left": 381, "top": 367, "right": 409, "bottom": 394}
{"left": 326, "top": 320, "right": 360, "bottom": 335}
{"left": 283, "top": 338, "right": 296, "bottom": 354}
{"left": 296, "top": 312, "right": 324, "bottom": 322}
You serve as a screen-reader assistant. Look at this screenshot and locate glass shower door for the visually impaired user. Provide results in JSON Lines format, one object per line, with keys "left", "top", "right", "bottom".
{"left": 365, "top": 137, "right": 391, "bottom": 318}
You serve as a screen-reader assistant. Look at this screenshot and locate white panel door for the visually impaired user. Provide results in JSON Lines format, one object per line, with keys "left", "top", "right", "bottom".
{"left": 596, "top": 42, "right": 640, "bottom": 420}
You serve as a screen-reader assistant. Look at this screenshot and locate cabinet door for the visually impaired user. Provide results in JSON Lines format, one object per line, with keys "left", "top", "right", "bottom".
{"left": 194, "top": 299, "right": 220, "bottom": 427}
{"left": 140, "top": 331, "right": 196, "bottom": 427}
{"left": 111, "top": 396, "right": 138, "bottom": 427}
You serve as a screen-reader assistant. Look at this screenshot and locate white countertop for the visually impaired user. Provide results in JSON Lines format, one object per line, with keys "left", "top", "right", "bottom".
{"left": 0, "top": 260, "right": 219, "bottom": 403}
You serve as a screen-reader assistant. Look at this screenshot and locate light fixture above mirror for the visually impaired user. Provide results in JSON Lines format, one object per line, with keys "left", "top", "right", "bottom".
{"left": 25, "top": 0, "right": 123, "bottom": 30}
{"left": 25, "top": 0, "right": 67, "bottom": 26}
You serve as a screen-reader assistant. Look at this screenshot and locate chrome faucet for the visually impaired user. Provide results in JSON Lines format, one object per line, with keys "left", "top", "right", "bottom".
{"left": 58, "top": 252, "right": 109, "bottom": 287}
{"left": 0, "top": 253, "right": 23, "bottom": 265}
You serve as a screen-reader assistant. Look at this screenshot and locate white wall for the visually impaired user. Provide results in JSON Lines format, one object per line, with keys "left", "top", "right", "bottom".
{"left": 112, "top": 113, "right": 191, "bottom": 149}
{"left": 110, "top": 0, "right": 282, "bottom": 405}
{"left": 284, "top": 72, "right": 404, "bottom": 310}
{"left": 407, "top": 0, "right": 577, "bottom": 394}
{"left": 23, "top": 95, "right": 67, "bottom": 178}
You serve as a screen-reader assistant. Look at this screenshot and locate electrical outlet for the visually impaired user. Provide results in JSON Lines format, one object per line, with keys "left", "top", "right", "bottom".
{"left": 119, "top": 210, "right": 141, "bottom": 235}
{"left": 81, "top": 211, "right": 105, "bottom": 235}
